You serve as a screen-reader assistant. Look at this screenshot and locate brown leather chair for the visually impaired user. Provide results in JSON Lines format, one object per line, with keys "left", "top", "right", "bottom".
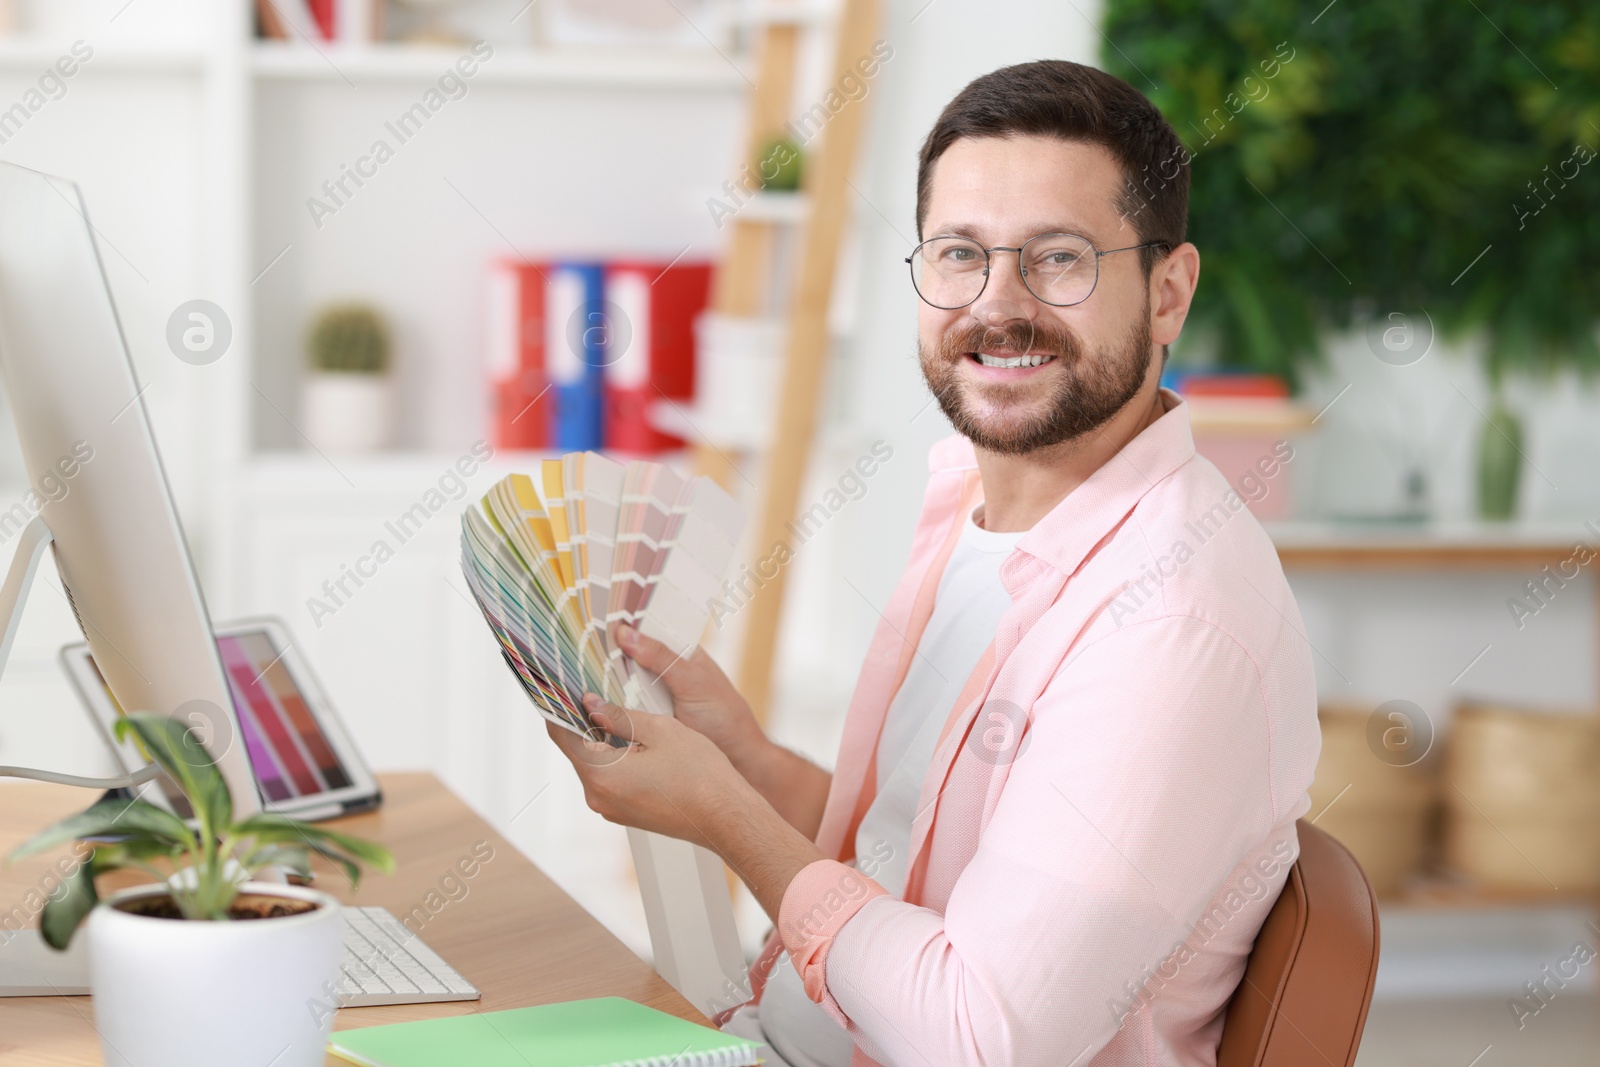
{"left": 1216, "top": 820, "right": 1381, "bottom": 1067}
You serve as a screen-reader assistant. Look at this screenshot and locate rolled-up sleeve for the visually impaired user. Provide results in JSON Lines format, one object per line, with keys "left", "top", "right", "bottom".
{"left": 778, "top": 614, "right": 1289, "bottom": 1067}
{"left": 778, "top": 859, "right": 891, "bottom": 1011}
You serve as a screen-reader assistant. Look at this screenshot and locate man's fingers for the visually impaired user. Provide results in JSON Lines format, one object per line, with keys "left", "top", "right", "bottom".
{"left": 542, "top": 707, "right": 630, "bottom": 770}
{"left": 584, "top": 693, "right": 643, "bottom": 743}
{"left": 615, "top": 623, "right": 696, "bottom": 677}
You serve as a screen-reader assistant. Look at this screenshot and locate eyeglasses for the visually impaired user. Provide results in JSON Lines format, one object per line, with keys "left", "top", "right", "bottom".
{"left": 904, "top": 232, "right": 1170, "bottom": 310}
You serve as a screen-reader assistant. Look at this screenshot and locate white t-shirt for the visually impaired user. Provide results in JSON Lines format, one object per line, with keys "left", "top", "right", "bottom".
{"left": 732, "top": 507, "right": 1024, "bottom": 1067}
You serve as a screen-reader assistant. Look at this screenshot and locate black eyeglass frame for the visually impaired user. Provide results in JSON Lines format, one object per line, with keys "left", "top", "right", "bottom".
{"left": 903, "top": 232, "right": 1173, "bottom": 310}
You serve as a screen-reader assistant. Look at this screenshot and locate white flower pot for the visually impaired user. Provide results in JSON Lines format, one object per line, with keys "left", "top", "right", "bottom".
{"left": 303, "top": 372, "right": 394, "bottom": 452}
{"left": 87, "top": 882, "right": 344, "bottom": 1067}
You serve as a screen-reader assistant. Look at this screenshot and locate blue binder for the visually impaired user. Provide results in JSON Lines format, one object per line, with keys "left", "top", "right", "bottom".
{"left": 546, "top": 261, "right": 606, "bottom": 450}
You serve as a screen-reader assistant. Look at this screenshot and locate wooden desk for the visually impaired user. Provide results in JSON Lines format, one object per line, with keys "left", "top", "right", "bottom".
{"left": 0, "top": 773, "right": 705, "bottom": 1066}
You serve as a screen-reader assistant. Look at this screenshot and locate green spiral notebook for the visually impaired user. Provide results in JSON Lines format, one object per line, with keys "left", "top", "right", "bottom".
{"left": 327, "top": 997, "right": 762, "bottom": 1067}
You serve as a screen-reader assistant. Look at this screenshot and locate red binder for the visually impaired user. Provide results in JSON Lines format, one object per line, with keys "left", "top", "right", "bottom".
{"left": 487, "top": 260, "right": 550, "bottom": 450}
{"left": 602, "top": 260, "right": 713, "bottom": 454}
{"left": 307, "top": 0, "right": 337, "bottom": 39}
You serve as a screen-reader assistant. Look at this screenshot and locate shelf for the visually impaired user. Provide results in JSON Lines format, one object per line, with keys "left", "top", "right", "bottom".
{"left": 648, "top": 398, "right": 867, "bottom": 455}
{"left": 250, "top": 42, "right": 748, "bottom": 90}
{"left": 233, "top": 447, "right": 702, "bottom": 497}
{"left": 736, "top": 190, "right": 808, "bottom": 225}
{"left": 0, "top": 37, "right": 205, "bottom": 74}
{"left": 1267, "top": 519, "right": 1594, "bottom": 569}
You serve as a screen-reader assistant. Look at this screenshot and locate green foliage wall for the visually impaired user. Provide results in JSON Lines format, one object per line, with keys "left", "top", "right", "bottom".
{"left": 1100, "top": 1, "right": 1600, "bottom": 387}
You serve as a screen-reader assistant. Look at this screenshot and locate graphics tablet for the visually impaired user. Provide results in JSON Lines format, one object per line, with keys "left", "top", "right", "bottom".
{"left": 60, "top": 617, "right": 381, "bottom": 821}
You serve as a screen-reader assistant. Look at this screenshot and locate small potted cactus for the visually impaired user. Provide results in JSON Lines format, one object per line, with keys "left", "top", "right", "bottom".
{"left": 303, "top": 303, "right": 394, "bottom": 452}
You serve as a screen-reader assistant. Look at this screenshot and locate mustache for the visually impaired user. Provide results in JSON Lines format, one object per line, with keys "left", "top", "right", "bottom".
{"left": 937, "top": 318, "right": 1082, "bottom": 362}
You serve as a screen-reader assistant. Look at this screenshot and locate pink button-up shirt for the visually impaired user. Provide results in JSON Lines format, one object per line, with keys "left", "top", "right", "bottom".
{"left": 728, "top": 390, "right": 1320, "bottom": 1066}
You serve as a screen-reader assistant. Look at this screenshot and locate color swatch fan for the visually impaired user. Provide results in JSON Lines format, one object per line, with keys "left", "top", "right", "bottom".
{"left": 460, "top": 452, "right": 745, "bottom": 738}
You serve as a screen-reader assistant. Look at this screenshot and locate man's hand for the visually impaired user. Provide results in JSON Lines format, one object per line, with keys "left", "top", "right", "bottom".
{"left": 609, "top": 625, "right": 833, "bottom": 840}
{"left": 612, "top": 624, "right": 767, "bottom": 769}
{"left": 546, "top": 694, "right": 742, "bottom": 850}
{"left": 547, "top": 693, "right": 826, "bottom": 925}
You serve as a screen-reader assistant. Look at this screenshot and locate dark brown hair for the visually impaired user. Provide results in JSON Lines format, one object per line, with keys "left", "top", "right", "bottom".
{"left": 915, "top": 60, "right": 1189, "bottom": 274}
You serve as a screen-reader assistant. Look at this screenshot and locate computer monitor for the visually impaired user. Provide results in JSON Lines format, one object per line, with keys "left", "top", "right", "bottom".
{"left": 0, "top": 162, "right": 259, "bottom": 994}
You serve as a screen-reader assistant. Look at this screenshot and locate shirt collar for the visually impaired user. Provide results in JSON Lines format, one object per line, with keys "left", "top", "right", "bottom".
{"left": 926, "top": 387, "right": 1196, "bottom": 578}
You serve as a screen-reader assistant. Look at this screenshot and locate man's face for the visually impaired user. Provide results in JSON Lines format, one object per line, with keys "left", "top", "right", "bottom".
{"left": 917, "top": 135, "right": 1157, "bottom": 455}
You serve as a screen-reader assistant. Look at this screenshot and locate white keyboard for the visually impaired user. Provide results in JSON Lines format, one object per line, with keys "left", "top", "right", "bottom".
{"left": 338, "top": 906, "right": 481, "bottom": 1006}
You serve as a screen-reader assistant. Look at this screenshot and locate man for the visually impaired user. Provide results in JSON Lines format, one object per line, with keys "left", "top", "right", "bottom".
{"left": 549, "top": 59, "right": 1319, "bottom": 1067}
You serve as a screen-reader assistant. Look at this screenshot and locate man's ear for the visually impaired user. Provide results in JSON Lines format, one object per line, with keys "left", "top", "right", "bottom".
{"left": 1150, "top": 242, "right": 1201, "bottom": 348}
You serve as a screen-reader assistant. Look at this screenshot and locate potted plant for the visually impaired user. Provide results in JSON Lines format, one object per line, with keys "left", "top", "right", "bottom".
{"left": 757, "top": 135, "right": 803, "bottom": 193}
{"left": 304, "top": 303, "right": 395, "bottom": 452}
{"left": 6, "top": 712, "right": 393, "bottom": 1067}
{"left": 1102, "top": 1, "right": 1600, "bottom": 519}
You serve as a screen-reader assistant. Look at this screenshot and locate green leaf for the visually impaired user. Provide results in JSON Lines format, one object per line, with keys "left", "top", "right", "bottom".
{"left": 7, "top": 798, "right": 192, "bottom": 864}
{"left": 235, "top": 814, "right": 394, "bottom": 887}
{"left": 115, "top": 712, "right": 231, "bottom": 836}
{"left": 95, "top": 834, "right": 187, "bottom": 864}
{"left": 38, "top": 851, "right": 103, "bottom": 950}
{"left": 285, "top": 834, "right": 361, "bottom": 887}
{"left": 244, "top": 844, "right": 313, "bottom": 881}
{"left": 293, "top": 827, "right": 396, "bottom": 876}
{"left": 237, "top": 815, "right": 396, "bottom": 875}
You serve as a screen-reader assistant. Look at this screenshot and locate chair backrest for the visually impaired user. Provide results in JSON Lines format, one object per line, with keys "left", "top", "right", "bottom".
{"left": 1216, "top": 820, "right": 1380, "bottom": 1067}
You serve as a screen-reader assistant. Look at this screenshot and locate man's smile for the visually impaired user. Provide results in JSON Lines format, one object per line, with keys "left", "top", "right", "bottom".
{"left": 964, "top": 350, "right": 1060, "bottom": 380}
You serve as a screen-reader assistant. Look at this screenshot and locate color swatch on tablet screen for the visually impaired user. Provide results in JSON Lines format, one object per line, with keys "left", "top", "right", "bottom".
{"left": 83, "top": 631, "right": 353, "bottom": 805}
{"left": 217, "top": 632, "right": 352, "bottom": 801}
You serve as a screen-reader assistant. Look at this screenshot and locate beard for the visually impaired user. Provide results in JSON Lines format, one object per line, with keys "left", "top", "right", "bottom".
{"left": 919, "top": 311, "right": 1153, "bottom": 456}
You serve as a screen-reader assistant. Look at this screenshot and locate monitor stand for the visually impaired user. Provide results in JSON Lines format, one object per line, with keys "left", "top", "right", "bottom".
{"left": 0, "top": 516, "right": 141, "bottom": 996}
{"left": 0, "top": 513, "right": 53, "bottom": 682}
